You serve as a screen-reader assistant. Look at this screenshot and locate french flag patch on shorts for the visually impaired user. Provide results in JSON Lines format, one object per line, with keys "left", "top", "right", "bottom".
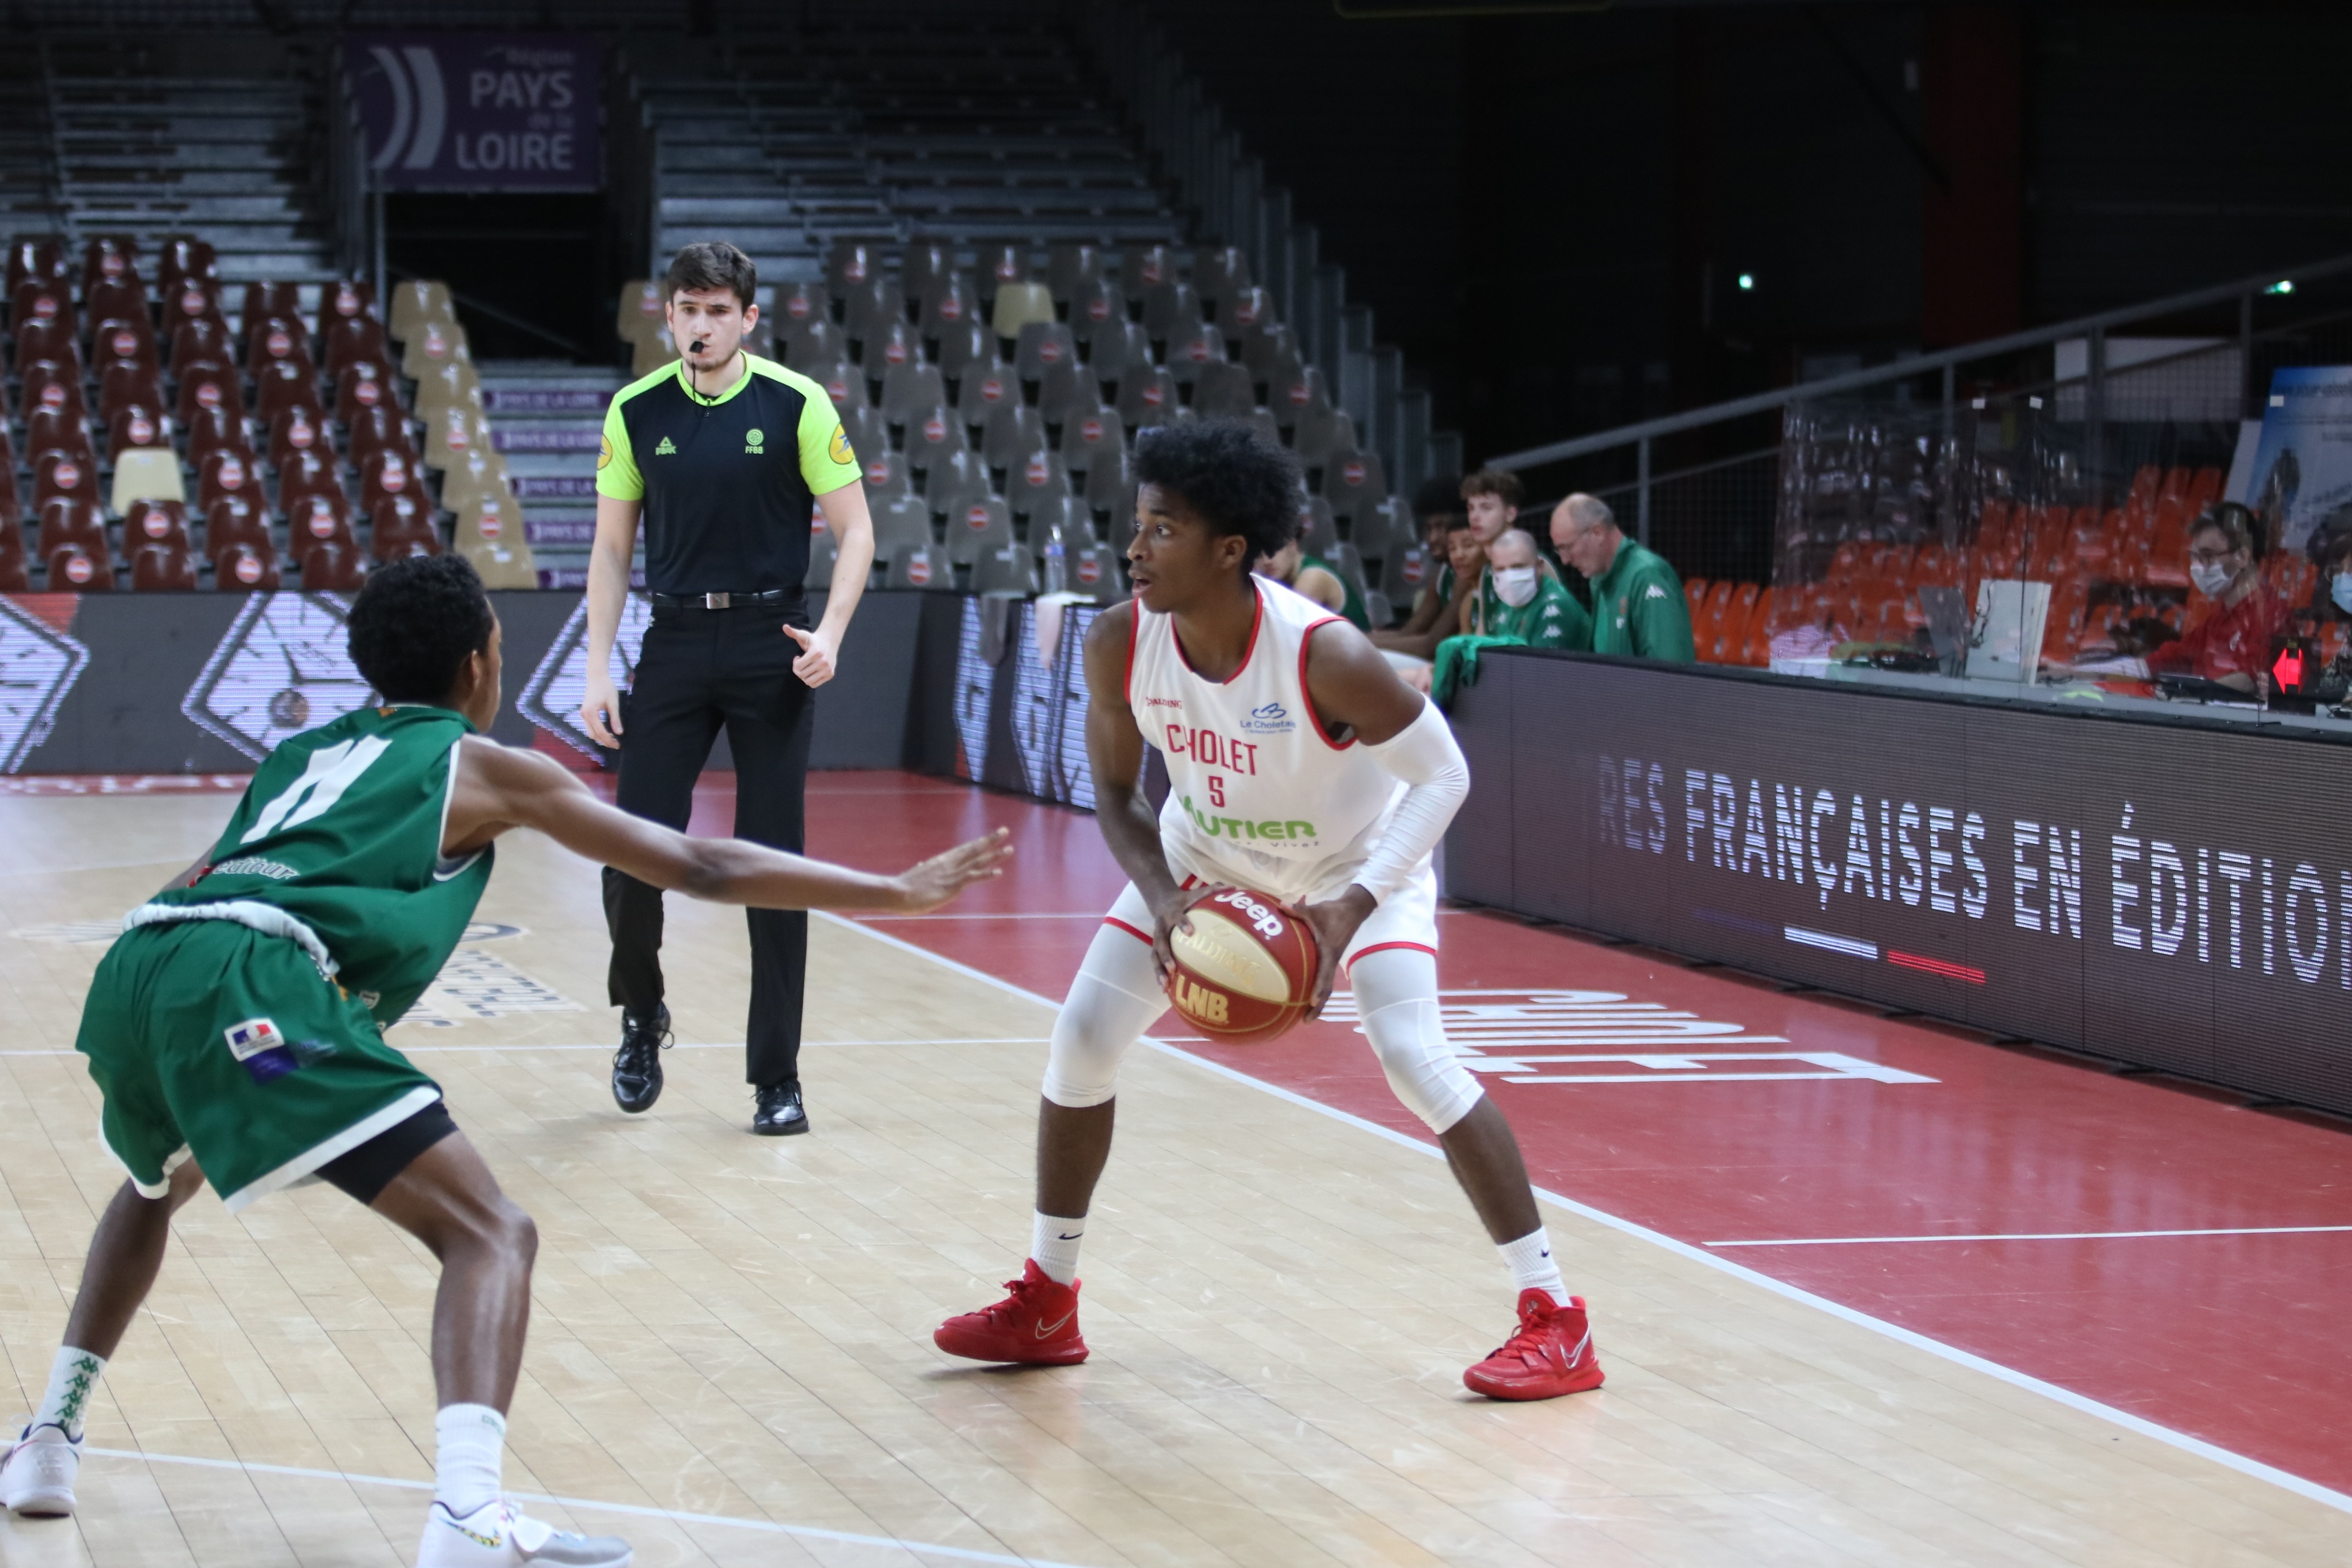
{"left": 225, "top": 1016, "right": 303, "bottom": 1084}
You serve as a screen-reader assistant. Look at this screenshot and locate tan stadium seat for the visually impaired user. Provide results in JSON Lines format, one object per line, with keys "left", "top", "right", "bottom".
{"left": 387, "top": 279, "right": 455, "bottom": 345}
{"left": 401, "top": 318, "right": 471, "bottom": 382}
{"left": 109, "top": 447, "right": 186, "bottom": 514}
{"left": 616, "top": 279, "right": 666, "bottom": 347}
{"left": 991, "top": 282, "right": 1055, "bottom": 345}
{"left": 631, "top": 326, "right": 680, "bottom": 379}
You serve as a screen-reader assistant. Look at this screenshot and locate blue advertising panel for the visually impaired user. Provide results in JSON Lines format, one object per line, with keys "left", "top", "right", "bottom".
{"left": 348, "top": 33, "right": 603, "bottom": 191}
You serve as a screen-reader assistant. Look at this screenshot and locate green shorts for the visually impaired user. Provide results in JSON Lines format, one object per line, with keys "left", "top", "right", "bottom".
{"left": 74, "top": 918, "right": 441, "bottom": 1212}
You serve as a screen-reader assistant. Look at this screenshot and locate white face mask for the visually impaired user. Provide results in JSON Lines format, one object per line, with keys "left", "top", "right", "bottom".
{"left": 2333, "top": 572, "right": 2352, "bottom": 616}
{"left": 2189, "top": 561, "right": 2234, "bottom": 598}
{"left": 1494, "top": 565, "right": 1540, "bottom": 608}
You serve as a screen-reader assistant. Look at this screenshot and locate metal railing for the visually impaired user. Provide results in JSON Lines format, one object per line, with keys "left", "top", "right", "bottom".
{"left": 1488, "top": 251, "right": 2352, "bottom": 581}
{"left": 1072, "top": 0, "right": 1458, "bottom": 499}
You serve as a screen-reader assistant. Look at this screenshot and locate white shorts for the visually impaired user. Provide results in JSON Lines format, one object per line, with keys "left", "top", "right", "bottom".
{"left": 1101, "top": 839, "right": 1439, "bottom": 972}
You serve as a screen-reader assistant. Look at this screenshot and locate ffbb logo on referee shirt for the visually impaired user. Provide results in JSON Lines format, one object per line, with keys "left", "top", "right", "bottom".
{"left": 744, "top": 427, "right": 765, "bottom": 455}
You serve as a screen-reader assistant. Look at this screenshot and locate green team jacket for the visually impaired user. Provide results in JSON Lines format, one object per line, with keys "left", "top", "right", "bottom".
{"left": 1584, "top": 537, "right": 1694, "bottom": 661}
{"left": 1433, "top": 571, "right": 1585, "bottom": 706}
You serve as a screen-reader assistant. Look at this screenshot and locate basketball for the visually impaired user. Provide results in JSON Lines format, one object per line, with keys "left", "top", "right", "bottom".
{"left": 1163, "top": 884, "right": 1321, "bottom": 1045}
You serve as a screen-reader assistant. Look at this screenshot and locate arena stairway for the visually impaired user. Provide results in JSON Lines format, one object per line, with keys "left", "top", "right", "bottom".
{"left": 473, "top": 360, "right": 631, "bottom": 590}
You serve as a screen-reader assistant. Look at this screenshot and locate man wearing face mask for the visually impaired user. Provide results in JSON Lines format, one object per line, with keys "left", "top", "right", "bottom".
{"left": 1430, "top": 529, "right": 1585, "bottom": 706}
{"left": 2147, "top": 503, "right": 2285, "bottom": 694}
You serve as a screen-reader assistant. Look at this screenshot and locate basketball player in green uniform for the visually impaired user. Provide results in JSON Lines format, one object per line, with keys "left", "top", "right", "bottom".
{"left": 0, "top": 556, "right": 1010, "bottom": 1566}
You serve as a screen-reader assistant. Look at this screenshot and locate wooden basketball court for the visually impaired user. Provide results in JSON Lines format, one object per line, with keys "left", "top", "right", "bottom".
{"left": 2, "top": 775, "right": 2346, "bottom": 1566}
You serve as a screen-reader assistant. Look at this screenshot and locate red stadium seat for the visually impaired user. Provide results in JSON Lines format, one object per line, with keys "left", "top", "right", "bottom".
{"left": 337, "top": 359, "right": 401, "bottom": 424}
{"left": 86, "top": 277, "right": 146, "bottom": 330}
{"left": 6, "top": 236, "right": 69, "bottom": 298}
{"left": 204, "top": 495, "right": 271, "bottom": 561}
{"left": 255, "top": 358, "right": 321, "bottom": 422}
{"left": 277, "top": 449, "right": 342, "bottom": 513}
{"left": 359, "top": 449, "right": 422, "bottom": 514}
{"left": 345, "top": 404, "right": 413, "bottom": 468}
{"left": 269, "top": 406, "right": 336, "bottom": 471}
{"left": 185, "top": 405, "right": 251, "bottom": 469}
{"left": 170, "top": 315, "right": 232, "bottom": 371}
{"left": 241, "top": 281, "right": 303, "bottom": 328}
{"left": 28, "top": 407, "right": 96, "bottom": 466}
{"left": 37, "top": 497, "right": 107, "bottom": 559}
{"left": 212, "top": 541, "right": 281, "bottom": 592}
{"left": 100, "top": 361, "right": 163, "bottom": 424}
{"left": 175, "top": 364, "right": 245, "bottom": 425}
{"left": 92, "top": 315, "right": 157, "bottom": 369}
{"left": 124, "top": 499, "right": 192, "bottom": 553}
{"left": 10, "top": 283, "right": 77, "bottom": 342}
{"left": 0, "top": 514, "right": 27, "bottom": 593}
{"left": 45, "top": 543, "right": 112, "bottom": 592}
{"left": 370, "top": 493, "right": 442, "bottom": 560}
{"left": 156, "top": 236, "right": 220, "bottom": 294}
{"left": 287, "top": 492, "right": 356, "bottom": 561}
{"left": 296, "top": 537, "right": 365, "bottom": 590}
{"left": 32, "top": 450, "right": 98, "bottom": 509}
{"left": 245, "top": 315, "right": 315, "bottom": 381}
{"left": 160, "top": 277, "right": 224, "bottom": 339}
{"left": 13, "top": 315, "right": 79, "bottom": 377}
{"left": 315, "top": 278, "right": 376, "bottom": 338}
{"left": 322, "top": 315, "right": 387, "bottom": 377}
{"left": 107, "top": 403, "right": 172, "bottom": 456}
{"left": 130, "top": 540, "right": 197, "bottom": 591}
{"left": 197, "top": 448, "right": 262, "bottom": 512}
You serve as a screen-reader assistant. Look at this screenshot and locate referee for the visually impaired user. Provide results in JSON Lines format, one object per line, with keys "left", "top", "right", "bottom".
{"left": 579, "top": 241, "right": 876, "bottom": 1136}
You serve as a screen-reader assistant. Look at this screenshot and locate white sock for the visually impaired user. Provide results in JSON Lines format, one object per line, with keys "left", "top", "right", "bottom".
{"left": 1498, "top": 1228, "right": 1570, "bottom": 1309}
{"left": 1030, "top": 1212, "right": 1085, "bottom": 1286}
{"left": 432, "top": 1403, "right": 507, "bottom": 1519}
{"left": 33, "top": 1347, "right": 105, "bottom": 1440}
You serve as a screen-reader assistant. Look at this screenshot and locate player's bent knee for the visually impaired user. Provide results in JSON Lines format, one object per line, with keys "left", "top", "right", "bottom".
{"left": 1041, "top": 965, "right": 1161, "bottom": 1109}
{"left": 1371, "top": 1035, "right": 1483, "bottom": 1133}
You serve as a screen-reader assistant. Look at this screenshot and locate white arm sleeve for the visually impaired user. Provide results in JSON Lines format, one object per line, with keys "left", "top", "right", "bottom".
{"left": 1351, "top": 699, "right": 1468, "bottom": 904}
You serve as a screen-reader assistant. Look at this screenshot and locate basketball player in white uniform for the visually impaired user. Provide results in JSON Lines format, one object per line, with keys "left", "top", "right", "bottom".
{"left": 937, "top": 421, "right": 1603, "bottom": 1399}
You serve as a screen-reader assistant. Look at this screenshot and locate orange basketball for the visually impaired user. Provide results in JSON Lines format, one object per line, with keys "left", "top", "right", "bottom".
{"left": 1164, "top": 885, "right": 1321, "bottom": 1046}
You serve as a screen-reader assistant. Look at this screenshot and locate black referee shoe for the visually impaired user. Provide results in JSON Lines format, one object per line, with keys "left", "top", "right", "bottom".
{"left": 612, "top": 1005, "right": 671, "bottom": 1114}
{"left": 752, "top": 1083, "right": 808, "bottom": 1136}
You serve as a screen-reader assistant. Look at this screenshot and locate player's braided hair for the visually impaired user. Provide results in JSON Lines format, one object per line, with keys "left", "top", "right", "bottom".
{"left": 348, "top": 553, "right": 496, "bottom": 703}
{"left": 1132, "top": 419, "right": 1300, "bottom": 569}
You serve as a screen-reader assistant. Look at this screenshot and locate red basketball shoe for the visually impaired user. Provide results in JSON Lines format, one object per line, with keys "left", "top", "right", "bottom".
{"left": 934, "top": 1261, "right": 1089, "bottom": 1365}
{"left": 1462, "top": 1291, "right": 1605, "bottom": 1400}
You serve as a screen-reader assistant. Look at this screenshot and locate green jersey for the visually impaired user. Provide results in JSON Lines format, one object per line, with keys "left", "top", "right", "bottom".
{"left": 138, "top": 703, "right": 492, "bottom": 1026}
{"left": 1300, "top": 553, "right": 1370, "bottom": 631}
{"left": 1585, "top": 537, "right": 1694, "bottom": 661}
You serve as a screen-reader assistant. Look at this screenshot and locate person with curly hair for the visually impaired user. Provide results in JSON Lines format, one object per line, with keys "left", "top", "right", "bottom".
{"left": 933, "top": 420, "right": 1608, "bottom": 1404}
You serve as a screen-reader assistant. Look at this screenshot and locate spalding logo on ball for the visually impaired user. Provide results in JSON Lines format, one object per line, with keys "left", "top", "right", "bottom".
{"left": 1165, "top": 885, "right": 1320, "bottom": 1045}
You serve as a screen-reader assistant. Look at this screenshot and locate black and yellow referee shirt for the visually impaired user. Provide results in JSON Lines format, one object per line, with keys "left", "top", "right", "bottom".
{"left": 596, "top": 351, "right": 863, "bottom": 596}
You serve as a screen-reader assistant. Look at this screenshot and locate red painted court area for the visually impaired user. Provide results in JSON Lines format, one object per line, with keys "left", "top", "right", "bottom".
{"left": 703, "top": 770, "right": 2352, "bottom": 1498}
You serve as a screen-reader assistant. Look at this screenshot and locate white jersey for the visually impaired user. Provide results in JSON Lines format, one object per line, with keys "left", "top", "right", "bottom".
{"left": 1127, "top": 576, "right": 1410, "bottom": 903}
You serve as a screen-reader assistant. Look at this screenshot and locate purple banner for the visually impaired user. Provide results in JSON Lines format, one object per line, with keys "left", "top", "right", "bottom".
{"left": 348, "top": 33, "right": 602, "bottom": 191}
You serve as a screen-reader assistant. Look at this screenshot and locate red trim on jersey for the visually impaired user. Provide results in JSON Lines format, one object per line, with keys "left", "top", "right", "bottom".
{"left": 1122, "top": 601, "right": 1140, "bottom": 708}
{"left": 1298, "top": 616, "right": 1355, "bottom": 750}
{"left": 1171, "top": 582, "right": 1265, "bottom": 686}
{"left": 1343, "top": 940, "right": 1439, "bottom": 974}
{"left": 1104, "top": 916, "right": 1154, "bottom": 946}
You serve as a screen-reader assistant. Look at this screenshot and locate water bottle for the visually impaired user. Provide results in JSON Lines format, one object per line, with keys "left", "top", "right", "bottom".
{"left": 1043, "top": 535, "right": 1068, "bottom": 596}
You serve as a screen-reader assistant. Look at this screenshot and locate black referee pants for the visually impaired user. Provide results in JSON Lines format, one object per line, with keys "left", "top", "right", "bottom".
{"left": 603, "top": 603, "right": 813, "bottom": 1090}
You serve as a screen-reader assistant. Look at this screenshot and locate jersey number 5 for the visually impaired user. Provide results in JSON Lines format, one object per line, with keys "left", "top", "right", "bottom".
{"left": 1207, "top": 775, "right": 1226, "bottom": 808}
{"left": 240, "top": 735, "right": 394, "bottom": 845}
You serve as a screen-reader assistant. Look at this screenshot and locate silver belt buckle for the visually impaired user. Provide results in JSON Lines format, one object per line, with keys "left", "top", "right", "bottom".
{"left": 703, "top": 591, "right": 731, "bottom": 609}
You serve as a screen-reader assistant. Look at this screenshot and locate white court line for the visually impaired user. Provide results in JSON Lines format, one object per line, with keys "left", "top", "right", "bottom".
{"left": 814, "top": 910, "right": 2352, "bottom": 1520}
{"left": 0, "top": 1039, "right": 1053, "bottom": 1058}
{"left": 79, "top": 1447, "right": 1096, "bottom": 1567}
{"left": 855, "top": 913, "right": 1110, "bottom": 922}
{"left": 1709, "top": 1225, "right": 2352, "bottom": 1247}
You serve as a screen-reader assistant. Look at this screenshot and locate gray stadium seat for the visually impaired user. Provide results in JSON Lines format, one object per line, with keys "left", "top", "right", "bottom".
{"left": 974, "top": 543, "right": 1040, "bottom": 597}
{"left": 861, "top": 320, "right": 920, "bottom": 379}
{"left": 1086, "top": 320, "right": 1154, "bottom": 388}
{"left": 1166, "top": 323, "right": 1227, "bottom": 386}
{"left": 1363, "top": 589, "right": 1394, "bottom": 629}
{"left": 1069, "top": 277, "right": 1126, "bottom": 346}
{"left": 1142, "top": 282, "right": 1204, "bottom": 343}
{"left": 1248, "top": 331, "right": 1305, "bottom": 394}
{"left": 1358, "top": 495, "right": 1416, "bottom": 560}
{"left": 842, "top": 404, "right": 891, "bottom": 465}
{"left": 805, "top": 357, "right": 867, "bottom": 411}
{"left": 1006, "top": 451, "right": 1075, "bottom": 519}
{"left": 1047, "top": 243, "right": 1106, "bottom": 303}
{"left": 1297, "top": 497, "right": 1341, "bottom": 558}
{"left": 924, "top": 449, "right": 990, "bottom": 511}
{"left": 1084, "top": 445, "right": 1133, "bottom": 514}
{"left": 901, "top": 243, "right": 955, "bottom": 303}
{"left": 1193, "top": 246, "right": 1252, "bottom": 315}
{"left": 1069, "top": 540, "right": 1126, "bottom": 603}
{"left": 872, "top": 494, "right": 934, "bottom": 558}
{"left": 1321, "top": 448, "right": 1388, "bottom": 521}
{"left": 842, "top": 279, "right": 908, "bottom": 345}
{"left": 977, "top": 243, "right": 1029, "bottom": 297}
{"left": 956, "top": 364, "right": 1018, "bottom": 430}
{"left": 1121, "top": 244, "right": 1173, "bottom": 295}
{"left": 887, "top": 541, "right": 950, "bottom": 590}
{"left": 775, "top": 281, "right": 831, "bottom": 332}
{"left": 947, "top": 494, "right": 1014, "bottom": 565}
{"left": 936, "top": 322, "right": 996, "bottom": 380}
{"left": 780, "top": 318, "right": 845, "bottom": 369}
{"left": 881, "top": 362, "right": 948, "bottom": 425}
{"left": 826, "top": 242, "right": 880, "bottom": 296}
{"left": 1274, "top": 366, "right": 1331, "bottom": 432}
{"left": 1325, "top": 541, "right": 1374, "bottom": 614}
{"left": 1379, "top": 542, "right": 1434, "bottom": 605}
{"left": 1192, "top": 361, "right": 1258, "bottom": 419}
{"left": 1117, "top": 367, "right": 1180, "bottom": 427}
{"left": 1029, "top": 494, "right": 1097, "bottom": 557}
{"left": 1222, "top": 285, "right": 1276, "bottom": 336}
{"left": 859, "top": 449, "right": 917, "bottom": 507}
{"left": 1038, "top": 360, "right": 1104, "bottom": 424}
{"left": 918, "top": 277, "right": 982, "bottom": 340}
{"left": 1058, "top": 407, "right": 1125, "bottom": 474}
{"left": 1015, "top": 320, "right": 1081, "bottom": 384}
{"left": 903, "top": 404, "right": 971, "bottom": 472}
{"left": 1295, "top": 405, "right": 1359, "bottom": 468}
{"left": 1242, "top": 408, "right": 1283, "bottom": 448}
{"left": 982, "top": 402, "right": 1051, "bottom": 471}
{"left": 804, "top": 522, "right": 840, "bottom": 589}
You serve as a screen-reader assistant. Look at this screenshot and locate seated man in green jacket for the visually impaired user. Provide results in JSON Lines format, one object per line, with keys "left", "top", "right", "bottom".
{"left": 1551, "top": 493, "right": 1694, "bottom": 662}
{"left": 1431, "top": 528, "right": 1586, "bottom": 706}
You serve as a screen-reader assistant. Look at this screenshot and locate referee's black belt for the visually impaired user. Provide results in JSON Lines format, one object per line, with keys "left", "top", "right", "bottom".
{"left": 648, "top": 589, "right": 799, "bottom": 611}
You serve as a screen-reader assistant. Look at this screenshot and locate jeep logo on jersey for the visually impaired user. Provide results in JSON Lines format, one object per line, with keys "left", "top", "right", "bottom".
{"left": 966, "top": 503, "right": 992, "bottom": 531}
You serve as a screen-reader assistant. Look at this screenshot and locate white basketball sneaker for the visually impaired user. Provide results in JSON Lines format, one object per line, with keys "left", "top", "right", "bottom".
{"left": 2, "top": 1422, "right": 81, "bottom": 1517}
{"left": 416, "top": 1498, "right": 633, "bottom": 1566}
